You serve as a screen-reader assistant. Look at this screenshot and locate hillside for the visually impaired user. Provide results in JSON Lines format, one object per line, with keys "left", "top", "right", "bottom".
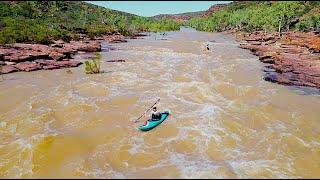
{"left": 0, "top": 1, "right": 181, "bottom": 45}
{"left": 152, "top": 11, "right": 205, "bottom": 22}
{"left": 184, "top": 1, "right": 320, "bottom": 33}
{"left": 151, "top": 3, "right": 229, "bottom": 22}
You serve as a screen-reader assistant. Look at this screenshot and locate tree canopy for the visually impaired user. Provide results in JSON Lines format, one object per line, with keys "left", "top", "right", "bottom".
{"left": 184, "top": 1, "right": 320, "bottom": 33}
{"left": 0, "top": 1, "right": 181, "bottom": 44}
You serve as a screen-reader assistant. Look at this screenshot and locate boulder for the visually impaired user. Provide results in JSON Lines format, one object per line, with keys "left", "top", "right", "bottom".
{"left": 35, "top": 59, "right": 82, "bottom": 68}
{"left": 4, "top": 61, "right": 16, "bottom": 65}
{"left": 34, "top": 59, "right": 56, "bottom": 66}
{"left": 43, "top": 65, "right": 60, "bottom": 70}
{"left": 51, "top": 44, "right": 64, "bottom": 48}
{"left": 53, "top": 60, "right": 82, "bottom": 67}
{"left": 0, "top": 65, "right": 19, "bottom": 74}
{"left": 49, "top": 51, "right": 66, "bottom": 61}
{"left": 103, "top": 34, "right": 127, "bottom": 43}
{"left": 15, "top": 62, "right": 41, "bottom": 72}
{"left": 66, "top": 41, "right": 101, "bottom": 52}
{"left": 51, "top": 40, "right": 65, "bottom": 48}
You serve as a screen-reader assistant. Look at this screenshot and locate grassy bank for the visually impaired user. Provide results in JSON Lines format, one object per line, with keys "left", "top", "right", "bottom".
{"left": 0, "top": 1, "right": 181, "bottom": 45}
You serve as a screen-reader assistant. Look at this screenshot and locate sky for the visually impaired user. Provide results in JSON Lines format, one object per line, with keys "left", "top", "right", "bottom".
{"left": 86, "top": 1, "right": 232, "bottom": 17}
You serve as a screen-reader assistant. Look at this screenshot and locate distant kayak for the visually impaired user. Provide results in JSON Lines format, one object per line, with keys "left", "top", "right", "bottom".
{"left": 138, "top": 110, "right": 170, "bottom": 131}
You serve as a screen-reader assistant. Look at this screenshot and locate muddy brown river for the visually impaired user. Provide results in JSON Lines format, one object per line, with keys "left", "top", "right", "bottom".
{"left": 0, "top": 28, "right": 320, "bottom": 178}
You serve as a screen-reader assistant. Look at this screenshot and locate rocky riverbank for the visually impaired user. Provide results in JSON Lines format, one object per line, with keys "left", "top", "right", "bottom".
{"left": 233, "top": 31, "right": 320, "bottom": 89}
{"left": 0, "top": 34, "right": 128, "bottom": 74}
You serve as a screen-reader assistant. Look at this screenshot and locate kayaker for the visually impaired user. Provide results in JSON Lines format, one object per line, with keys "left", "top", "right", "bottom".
{"left": 151, "top": 106, "right": 162, "bottom": 120}
{"left": 144, "top": 106, "right": 161, "bottom": 125}
{"left": 206, "top": 44, "right": 210, "bottom": 51}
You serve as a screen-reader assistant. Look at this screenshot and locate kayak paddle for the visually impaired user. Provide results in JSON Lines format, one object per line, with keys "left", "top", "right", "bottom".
{"left": 134, "top": 98, "right": 160, "bottom": 123}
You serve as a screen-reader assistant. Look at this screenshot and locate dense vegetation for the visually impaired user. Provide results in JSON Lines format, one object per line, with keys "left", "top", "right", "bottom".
{"left": 0, "top": 1, "right": 181, "bottom": 44}
{"left": 184, "top": 1, "right": 320, "bottom": 33}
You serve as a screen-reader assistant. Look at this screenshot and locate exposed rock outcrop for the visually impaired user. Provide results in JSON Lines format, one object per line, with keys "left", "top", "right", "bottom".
{"left": 103, "top": 34, "right": 127, "bottom": 43}
{"left": 0, "top": 40, "right": 102, "bottom": 74}
{"left": 238, "top": 31, "right": 320, "bottom": 89}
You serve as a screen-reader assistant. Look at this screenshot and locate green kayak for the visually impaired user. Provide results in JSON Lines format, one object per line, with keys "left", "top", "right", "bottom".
{"left": 138, "top": 110, "right": 170, "bottom": 131}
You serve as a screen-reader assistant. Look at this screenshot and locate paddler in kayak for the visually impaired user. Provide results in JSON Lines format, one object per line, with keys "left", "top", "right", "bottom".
{"left": 143, "top": 106, "right": 162, "bottom": 125}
